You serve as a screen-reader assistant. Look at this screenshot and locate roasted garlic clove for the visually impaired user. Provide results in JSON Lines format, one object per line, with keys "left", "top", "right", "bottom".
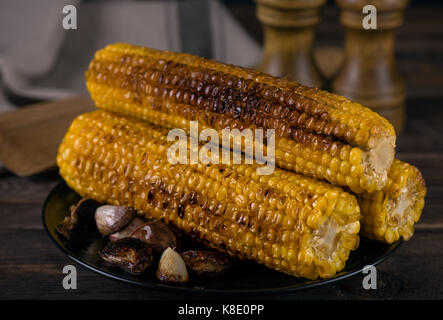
{"left": 56, "top": 198, "right": 101, "bottom": 239}
{"left": 109, "top": 217, "right": 147, "bottom": 241}
{"left": 130, "top": 222, "right": 179, "bottom": 255}
{"left": 55, "top": 215, "right": 75, "bottom": 239}
{"left": 99, "top": 237, "right": 153, "bottom": 275}
{"left": 157, "top": 247, "right": 189, "bottom": 283}
{"left": 95, "top": 205, "right": 136, "bottom": 236}
{"left": 181, "top": 250, "right": 231, "bottom": 276}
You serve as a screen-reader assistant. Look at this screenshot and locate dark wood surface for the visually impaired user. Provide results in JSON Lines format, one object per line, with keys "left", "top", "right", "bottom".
{"left": 0, "top": 2, "right": 442, "bottom": 299}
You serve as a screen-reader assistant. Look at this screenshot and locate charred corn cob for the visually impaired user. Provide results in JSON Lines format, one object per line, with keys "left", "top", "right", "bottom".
{"left": 57, "top": 110, "right": 361, "bottom": 279}
{"left": 85, "top": 43, "right": 396, "bottom": 193}
{"left": 357, "top": 160, "right": 426, "bottom": 243}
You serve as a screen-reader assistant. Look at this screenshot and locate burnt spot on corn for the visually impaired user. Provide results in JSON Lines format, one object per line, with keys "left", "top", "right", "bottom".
{"left": 103, "top": 134, "right": 115, "bottom": 143}
{"left": 219, "top": 100, "right": 228, "bottom": 113}
{"left": 218, "top": 241, "right": 227, "bottom": 251}
{"left": 189, "top": 191, "right": 197, "bottom": 205}
{"left": 147, "top": 190, "right": 154, "bottom": 202}
{"left": 233, "top": 105, "right": 242, "bottom": 119}
{"left": 177, "top": 204, "right": 185, "bottom": 218}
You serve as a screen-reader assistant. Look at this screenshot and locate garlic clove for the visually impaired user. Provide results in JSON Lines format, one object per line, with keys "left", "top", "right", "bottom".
{"left": 157, "top": 247, "right": 189, "bottom": 283}
{"left": 95, "top": 205, "right": 136, "bottom": 236}
{"left": 99, "top": 237, "right": 153, "bottom": 275}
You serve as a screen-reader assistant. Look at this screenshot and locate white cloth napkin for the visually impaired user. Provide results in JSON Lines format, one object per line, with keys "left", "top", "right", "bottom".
{"left": 0, "top": 0, "right": 261, "bottom": 112}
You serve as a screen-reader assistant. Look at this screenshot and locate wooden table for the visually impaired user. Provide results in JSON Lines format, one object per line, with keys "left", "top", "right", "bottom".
{"left": 0, "top": 2, "right": 442, "bottom": 299}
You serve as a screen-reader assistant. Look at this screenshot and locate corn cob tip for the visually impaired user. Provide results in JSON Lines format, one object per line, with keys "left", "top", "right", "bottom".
{"left": 359, "top": 159, "right": 426, "bottom": 244}
{"left": 363, "top": 135, "right": 396, "bottom": 191}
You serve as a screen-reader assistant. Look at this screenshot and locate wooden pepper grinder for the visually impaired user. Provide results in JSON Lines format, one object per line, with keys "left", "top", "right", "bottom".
{"left": 254, "top": 0, "right": 326, "bottom": 88}
{"left": 332, "top": 0, "right": 409, "bottom": 133}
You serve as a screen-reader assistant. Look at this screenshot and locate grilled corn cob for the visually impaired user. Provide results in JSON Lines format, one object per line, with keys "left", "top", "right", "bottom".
{"left": 85, "top": 43, "right": 396, "bottom": 193}
{"left": 57, "top": 110, "right": 361, "bottom": 279}
{"left": 357, "top": 160, "right": 426, "bottom": 243}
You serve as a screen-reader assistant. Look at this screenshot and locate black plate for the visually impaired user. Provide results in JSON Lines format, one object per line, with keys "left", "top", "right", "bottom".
{"left": 43, "top": 181, "right": 402, "bottom": 295}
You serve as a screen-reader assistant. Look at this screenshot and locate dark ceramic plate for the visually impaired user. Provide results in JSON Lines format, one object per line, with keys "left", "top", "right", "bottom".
{"left": 43, "top": 181, "right": 402, "bottom": 295}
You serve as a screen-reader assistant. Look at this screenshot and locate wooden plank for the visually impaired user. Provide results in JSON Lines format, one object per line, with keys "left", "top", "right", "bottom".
{"left": 0, "top": 174, "right": 58, "bottom": 204}
{"left": 0, "top": 96, "right": 95, "bottom": 177}
{"left": 0, "top": 173, "right": 59, "bottom": 229}
{"left": 0, "top": 228, "right": 441, "bottom": 299}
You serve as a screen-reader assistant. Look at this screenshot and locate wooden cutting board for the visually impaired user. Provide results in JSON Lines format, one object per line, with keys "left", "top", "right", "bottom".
{"left": 0, "top": 96, "right": 95, "bottom": 177}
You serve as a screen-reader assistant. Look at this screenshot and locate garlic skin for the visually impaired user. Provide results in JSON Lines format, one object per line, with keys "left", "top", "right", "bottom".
{"left": 56, "top": 198, "right": 101, "bottom": 239}
{"left": 95, "top": 205, "right": 136, "bottom": 236}
{"left": 130, "top": 222, "right": 178, "bottom": 255}
{"left": 109, "top": 217, "right": 147, "bottom": 241}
